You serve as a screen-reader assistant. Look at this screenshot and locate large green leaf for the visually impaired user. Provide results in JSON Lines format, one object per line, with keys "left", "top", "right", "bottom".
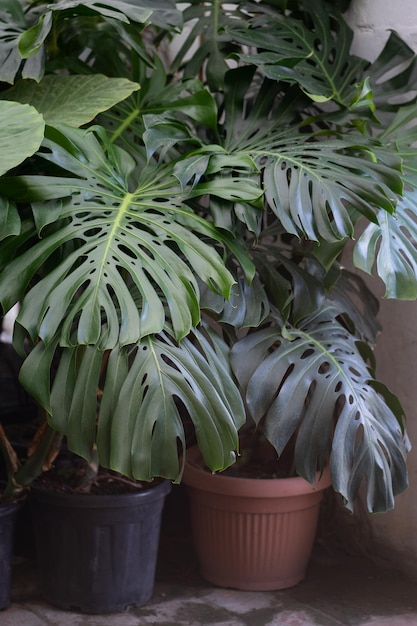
{"left": 0, "top": 0, "right": 153, "bottom": 83}
{"left": 18, "top": 1, "right": 153, "bottom": 59}
{"left": 354, "top": 193, "right": 417, "bottom": 300}
{"left": 0, "top": 75, "right": 140, "bottom": 127}
{"left": 0, "top": 1, "right": 45, "bottom": 83}
{"left": 369, "top": 31, "right": 417, "bottom": 116}
{"left": 0, "top": 101, "right": 45, "bottom": 177}
{"left": 353, "top": 101, "right": 417, "bottom": 299}
{"left": 0, "top": 125, "right": 258, "bottom": 345}
{"left": 219, "top": 69, "right": 402, "bottom": 242}
{"left": 263, "top": 137, "right": 403, "bottom": 241}
{"left": 18, "top": 327, "right": 245, "bottom": 482}
{"left": 229, "top": 0, "right": 368, "bottom": 106}
{"left": 230, "top": 309, "right": 409, "bottom": 512}
{"left": 169, "top": 1, "right": 251, "bottom": 89}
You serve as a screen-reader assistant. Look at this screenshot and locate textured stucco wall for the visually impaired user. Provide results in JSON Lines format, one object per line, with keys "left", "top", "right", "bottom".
{"left": 346, "top": 0, "right": 417, "bottom": 579}
{"left": 345, "top": 0, "right": 417, "bottom": 61}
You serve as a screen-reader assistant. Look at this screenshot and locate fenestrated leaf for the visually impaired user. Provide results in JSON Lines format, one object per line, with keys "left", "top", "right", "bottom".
{"left": 98, "top": 328, "right": 244, "bottom": 481}
{"left": 0, "top": 101, "right": 45, "bottom": 177}
{"left": 229, "top": 0, "right": 368, "bottom": 106}
{"left": 28, "top": 327, "right": 245, "bottom": 482}
{"left": 0, "top": 124, "right": 256, "bottom": 347}
{"left": 0, "top": 2, "right": 44, "bottom": 83}
{"left": 45, "top": 0, "right": 152, "bottom": 24}
{"left": 261, "top": 136, "right": 401, "bottom": 242}
{"left": 200, "top": 274, "right": 270, "bottom": 329}
{"left": 0, "top": 75, "right": 140, "bottom": 127}
{"left": 369, "top": 31, "right": 417, "bottom": 116}
{"left": 354, "top": 191, "right": 417, "bottom": 300}
{"left": 170, "top": 1, "right": 250, "bottom": 88}
{"left": 230, "top": 308, "right": 409, "bottom": 512}
{"left": 219, "top": 68, "right": 402, "bottom": 243}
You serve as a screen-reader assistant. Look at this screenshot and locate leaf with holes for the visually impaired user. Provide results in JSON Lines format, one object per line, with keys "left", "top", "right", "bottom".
{"left": 219, "top": 68, "right": 402, "bottom": 242}
{"left": 230, "top": 307, "right": 409, "bottom": 512}
{"left": 18, "top": 327, "right": 245, "bottom": 482}
{"left": 354, "top": 189, "right": 417, "bottom": 300}
{"left": 0, "top": 124, "right": 259, "bottom": 347}
{"left": 229, "top": 0, "right": 368, "bottom": 105}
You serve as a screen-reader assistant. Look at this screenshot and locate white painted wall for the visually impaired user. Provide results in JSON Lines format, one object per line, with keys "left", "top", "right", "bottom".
{"left": 345, "top": 0, "right": 417, "bottom": 61}
{"left": 346, "top": 0, "right": 417, "bottom": 579}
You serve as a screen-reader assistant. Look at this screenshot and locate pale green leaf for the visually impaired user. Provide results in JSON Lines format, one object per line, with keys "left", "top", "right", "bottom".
{"left": 1, "top": 75, "right": 140, "bottom": 127}
{"left": 231, "top": 308, "right": 409, "bottom": 512}
{"left": 354, "top": 193, "right": 417, "bottom": 300}
{"left": 0, "top": 101, "right": 45, "bottom": 176}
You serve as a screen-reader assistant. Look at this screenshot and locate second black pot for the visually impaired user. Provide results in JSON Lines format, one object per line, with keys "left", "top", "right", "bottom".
{"left": 0, "top": 499, "right": 21, "bottom": 610}
{"left": 30, "top": 479, "right": 171, "bottom": 614}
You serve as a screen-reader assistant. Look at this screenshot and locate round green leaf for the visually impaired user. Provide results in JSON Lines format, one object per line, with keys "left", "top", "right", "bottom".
{"left": 0, "top": 101, "right": 45, "bottom": 176}
{"left": 1, "top": 75, "right": 140, "bottom": 128}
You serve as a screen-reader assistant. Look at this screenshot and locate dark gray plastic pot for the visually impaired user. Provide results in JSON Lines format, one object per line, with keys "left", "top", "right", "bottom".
{"left": 0, "top": 500, "right": 21, "bottom": 610}
{"left": 30, "top": 479, "right": 171, "bottom": 614}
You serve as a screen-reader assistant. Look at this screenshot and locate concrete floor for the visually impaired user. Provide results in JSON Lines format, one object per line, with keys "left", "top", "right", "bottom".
{"left": 3, "top": 485, "right": 417, "bottom": 626}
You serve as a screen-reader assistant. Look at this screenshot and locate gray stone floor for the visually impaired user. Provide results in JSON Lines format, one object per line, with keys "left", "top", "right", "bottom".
{"left": 3, "top": 485, "right": 417, "bottom": 626}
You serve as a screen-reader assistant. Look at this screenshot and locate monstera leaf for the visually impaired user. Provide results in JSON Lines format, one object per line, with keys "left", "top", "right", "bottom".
{"left": 230, "top": 307, "right": 409, "bottom": 512}
{"left": 354, "top": 193, "right": 417, "bottom": 300}
{"left": 169, "top": 0, "right": 252, "bottom": 89}
{"left": 0, "top": 0, "right": 152, "bottom": 83}
{"left": 219, "top": 68, "right": 403, "bottom": 242}
{"left": 0, "top": 124, "right": 259, "bottom": 348}
{"left": 353, "top": 102, "right": 417, "bottom": 299}
{"left": 18, "top": 326, "right": 245, "bottom": 481}
{"left": 228, "top": 0, "right": 368, "bottom": 106}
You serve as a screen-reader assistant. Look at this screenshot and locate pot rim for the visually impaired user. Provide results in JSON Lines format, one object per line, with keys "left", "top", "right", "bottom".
{"left": 30, "top": 478, "right": 171, "bottom": 508}
{"left": 182, "top": 446, "right": 331, "bottom": 498}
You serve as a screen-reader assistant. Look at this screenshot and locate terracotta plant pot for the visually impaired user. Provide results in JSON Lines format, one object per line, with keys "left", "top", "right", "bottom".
{"left": 183, "top": 446, "right": 331, "bottom": 591}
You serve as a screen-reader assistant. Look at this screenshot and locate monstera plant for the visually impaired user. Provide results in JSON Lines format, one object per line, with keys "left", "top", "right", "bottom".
{"left": 0, "top": 0, "right": 415, "bottom": 514}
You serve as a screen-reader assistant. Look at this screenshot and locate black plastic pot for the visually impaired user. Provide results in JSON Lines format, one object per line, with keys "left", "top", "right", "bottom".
{"left": 30, "top": 480, "right": 171, "bottom": 614}
{"left": 0, "top": 500, "right": 21, "bottom": 610}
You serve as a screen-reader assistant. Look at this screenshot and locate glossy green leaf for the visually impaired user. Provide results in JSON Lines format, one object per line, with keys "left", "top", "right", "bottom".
{"left": 231, "top": 308, "right": 409, "bottom": 512}
{"left": 0, "top": 197, "right": 20, "bottom": 241}
{"left": 262, "top": 137, "right": 401, "bottom": 242}
{"left": 18, "top": 11, "right": 52, "bottom": 59}
{"left": 369, "top": 31, "right": 417, "bottom": 115}
{"left": 0, "top": 75, "right": 140, "bottom": 127}
{"left": 0, "top": 101, "right": 45, "bottom": 177}
{"left": 22, "top": 328, "right": 245, "bottom": 482}
{"left": 354, "top": 192, "right": 417, "bottom": 300}
{"left": 0, "top": 125, "right": 242, "bottom": 345}
{"left": 219, "top": 68, "right": 402, "bottom": 243}
{"left": 230, "top": 0, "right": 368, "bottom": 106}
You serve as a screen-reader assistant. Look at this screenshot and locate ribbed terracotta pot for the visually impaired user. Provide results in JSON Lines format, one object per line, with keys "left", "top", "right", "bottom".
{"left": 183, "top": 446, "right": 331, "bottom": 591}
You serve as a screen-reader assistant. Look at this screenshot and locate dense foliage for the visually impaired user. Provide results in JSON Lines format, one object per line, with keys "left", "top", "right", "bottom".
{"left": 0, "top": 0, "right": 416, "bottom": 511}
